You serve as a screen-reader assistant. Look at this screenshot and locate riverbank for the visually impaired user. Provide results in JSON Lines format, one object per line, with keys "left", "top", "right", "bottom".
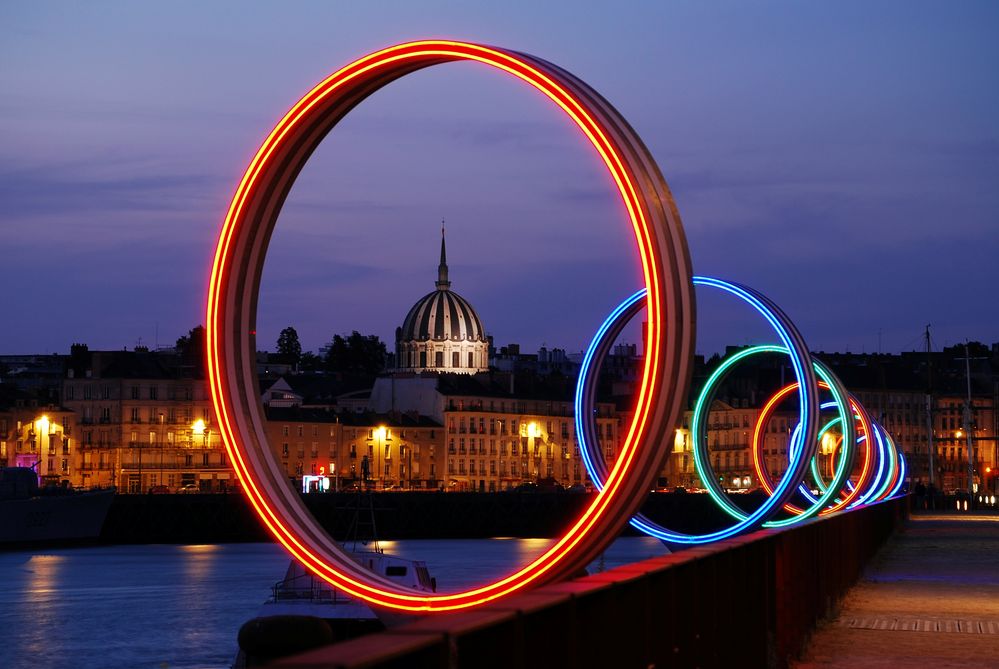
{"left": 96, "top": 490, "right": 766, "bottom": 544}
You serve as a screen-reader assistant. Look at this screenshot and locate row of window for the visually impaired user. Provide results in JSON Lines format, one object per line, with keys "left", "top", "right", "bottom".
{"left": 66, "top": 384, "right": 196, "bottom": 401}
{"left": 400, "top": 349, "right": 480, "bottom": 369}
{"left": 446, "top": 458, "right": 581, "bottom": 478}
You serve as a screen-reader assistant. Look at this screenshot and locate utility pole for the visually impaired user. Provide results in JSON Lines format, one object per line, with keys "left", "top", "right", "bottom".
{"left": 925, "top": 325, "right": 935, "bottom": 488}
{"left": 958, "top": 342, "right": 987, "bottom": 505}
{"left": 964, "top": 343, "right": 975, "bottom": 503}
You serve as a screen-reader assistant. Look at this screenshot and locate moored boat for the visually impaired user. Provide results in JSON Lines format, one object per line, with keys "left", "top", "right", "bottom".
{"left": 234, "top": 549, "right": 436, "bottom": 667}
{"left": 0, "top": 467, "right": 114, "bottom": 545}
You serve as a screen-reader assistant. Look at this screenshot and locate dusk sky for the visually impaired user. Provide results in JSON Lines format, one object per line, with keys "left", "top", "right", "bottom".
{"left": 3, "top": 1, "right": 997, "bottom": 358}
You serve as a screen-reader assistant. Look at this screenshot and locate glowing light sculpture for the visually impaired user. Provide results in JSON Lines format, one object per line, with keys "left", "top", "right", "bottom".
{"left": 207, "top": 40, "right": 696, "bottom": 612}
{"left": 574, "top": 278, "right": 820, "bottom": 545}
{"left": 704, "top": 355, "right": 858, "bottom": 526}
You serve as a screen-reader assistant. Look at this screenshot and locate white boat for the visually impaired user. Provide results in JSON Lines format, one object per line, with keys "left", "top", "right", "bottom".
{"left": 260, "top": 550, "right": 435, "bottom": 628}
{"left": 234, "top": 549, "right": 436, "bottom": 667}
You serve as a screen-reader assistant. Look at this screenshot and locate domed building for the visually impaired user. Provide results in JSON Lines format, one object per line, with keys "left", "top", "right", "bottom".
{"left": 395, "top": 229, "right": 489, "bottom": 374}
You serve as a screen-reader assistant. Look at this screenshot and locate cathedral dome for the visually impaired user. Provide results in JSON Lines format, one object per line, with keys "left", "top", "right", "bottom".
{"left": 400, "top": 289, "right": 486, "bottom": 343}
{"left": 395, "top": 227, "right": 490, "bottom": 374}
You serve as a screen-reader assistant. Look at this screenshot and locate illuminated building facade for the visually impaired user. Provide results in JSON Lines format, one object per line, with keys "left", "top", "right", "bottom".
{"left": 61, "top": 350, "right": 227, "bottom": 492}
{"left": 0, "top": 393, "right": 76, "bottom": 486}
{"left": 852, "top": 388, "right": 997, "bottom": 493}
{"left": 668, "top": 401, "right": 795, "bottom": 490}
{"left": 262, "top": 408, "right": 444, "bottom": 489}
{"left": 439, "top": 393, "right": 619, "bottom": 492}
{"left": 367, "top": 373, "right": 619, "bottom": 491}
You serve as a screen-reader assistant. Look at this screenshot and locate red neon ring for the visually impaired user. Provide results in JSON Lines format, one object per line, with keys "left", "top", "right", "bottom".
{"left": 206, "top": 40, "right": 695, "bottom": 612}
{"left": 751, "top": 382, "right": 873, "bottom": 515}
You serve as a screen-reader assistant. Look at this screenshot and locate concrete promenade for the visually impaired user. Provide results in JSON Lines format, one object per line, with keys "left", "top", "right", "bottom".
{"left": 796, "top": 513, "right": 999, "bottom": 669}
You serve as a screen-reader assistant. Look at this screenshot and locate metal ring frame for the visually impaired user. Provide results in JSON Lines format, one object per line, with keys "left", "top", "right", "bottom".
{"left": 207, "top": 40, "right": 696, "bottom": 612}
{"left": 209, "top": 40, "right": 905, "bottom": 609}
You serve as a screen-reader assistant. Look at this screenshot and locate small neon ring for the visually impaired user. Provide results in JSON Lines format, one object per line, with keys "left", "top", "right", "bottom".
{"left": 753, "top": 384, "right": 873, "bottom": 518}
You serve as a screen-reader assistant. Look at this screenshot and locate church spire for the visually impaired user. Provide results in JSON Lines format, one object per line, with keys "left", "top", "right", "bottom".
{"left": 436, "top": 221, "right": 451, "bottom": 290}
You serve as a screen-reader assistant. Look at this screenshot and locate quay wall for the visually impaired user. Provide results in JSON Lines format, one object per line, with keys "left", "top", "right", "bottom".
{"left": 98, "top": 491, "right": 765, "bottom": 544}
{"left": 273, "top": 496, "right": 909, "bottom": 669}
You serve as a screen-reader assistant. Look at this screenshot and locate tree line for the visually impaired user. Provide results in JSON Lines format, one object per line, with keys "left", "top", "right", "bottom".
{"left": 275, "top": 326, "right": 386, "bottom": 374}
{"left": 171, "top": 326, "right": 388, "bottom": 375}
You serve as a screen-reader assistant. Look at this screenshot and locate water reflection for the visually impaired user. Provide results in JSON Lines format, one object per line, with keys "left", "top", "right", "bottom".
{"left": 0, "top": 538, "right": 668, "bottom": 668}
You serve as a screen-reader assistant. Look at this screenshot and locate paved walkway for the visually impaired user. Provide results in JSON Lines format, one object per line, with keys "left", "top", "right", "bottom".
{"left": 796, "top": 513, "right": 999, "bottom": 669}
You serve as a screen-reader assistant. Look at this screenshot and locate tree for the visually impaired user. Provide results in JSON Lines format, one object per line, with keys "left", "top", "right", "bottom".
{"left": 276, "top": 327, "right": 303, "bottom": 368}
{"left": 324, "top": 331, "right": 387, "bottom": 375}
{"left": 299, "top": 351, "right": 322, "bottom": 372}
{"left": 176, "top": 326, "right": 206, "bottom": 374}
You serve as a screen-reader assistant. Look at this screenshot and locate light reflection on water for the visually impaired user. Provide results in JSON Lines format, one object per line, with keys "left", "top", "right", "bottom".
{"left": 0, "top": 537, "right": 667, "bottom": 669}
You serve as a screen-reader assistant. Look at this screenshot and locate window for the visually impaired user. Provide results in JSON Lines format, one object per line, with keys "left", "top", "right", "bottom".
{"left": 468, "top": 352, "right": 474, "bottom": 368}
{"left": 131, "top": 386, "right": 140, "bottom": 400}
{"left": 149, "top": 386, "right": 158, "bottom": 400}
{"left": 452, "top": 351, "right": 460, "bottom": 368}
{"left": 435, "top": 351, "right": 444, "bottom": 368}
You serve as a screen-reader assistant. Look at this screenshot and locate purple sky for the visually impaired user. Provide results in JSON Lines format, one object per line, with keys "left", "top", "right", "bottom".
{"left": 2, "top": 1, "right": 997, "bottom": 358}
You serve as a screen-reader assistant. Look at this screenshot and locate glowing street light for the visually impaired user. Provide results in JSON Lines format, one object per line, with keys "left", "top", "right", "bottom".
{"left": 374, "top": 425, "right": 388, "bottom": 489}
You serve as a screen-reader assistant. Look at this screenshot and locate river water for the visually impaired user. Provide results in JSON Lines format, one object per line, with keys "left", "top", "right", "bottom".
{"left": 0, "top": 537, "right": 668, "bottom": 669}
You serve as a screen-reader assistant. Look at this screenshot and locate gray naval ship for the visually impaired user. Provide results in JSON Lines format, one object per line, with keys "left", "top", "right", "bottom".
{"left": 0, "top": 467, "right": 114, "bottom": 545}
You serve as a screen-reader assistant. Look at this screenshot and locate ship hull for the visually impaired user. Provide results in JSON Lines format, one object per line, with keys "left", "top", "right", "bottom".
{"left": 0, "top": 489, "right": 115, "bottom": 544}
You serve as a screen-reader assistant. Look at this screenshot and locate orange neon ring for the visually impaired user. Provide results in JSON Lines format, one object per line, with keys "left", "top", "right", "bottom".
{"left": 751, "top": 382, "right": 873, "bottom": 515}
{"left": 206, "top": 40, "right": 696, "bottom": 612}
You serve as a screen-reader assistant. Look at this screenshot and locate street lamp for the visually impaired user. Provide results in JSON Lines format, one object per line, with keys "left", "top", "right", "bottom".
{"left": 35, "top": 415, "right": 50, "bottom": 481}
{"left": 525, "top": 421, "right": 540, "bottom": 480}
{"left": 374, "top": 425, "right": 387, "bottom": 490}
